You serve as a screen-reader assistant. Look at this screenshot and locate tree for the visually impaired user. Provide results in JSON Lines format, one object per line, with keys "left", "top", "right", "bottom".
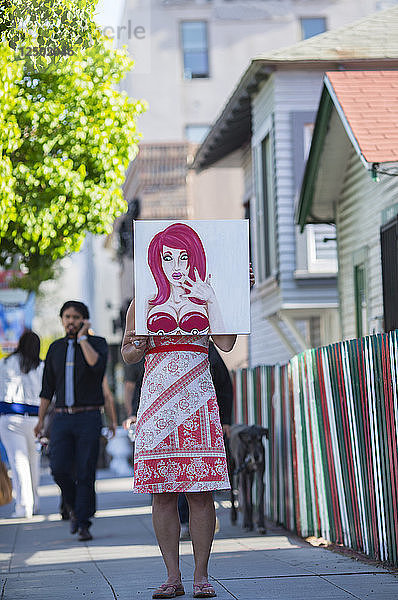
{"left": 0, "top": 0, "right": 100, "bottom": 70}
{"left": 0, "top": 38, "right": 146, "bottom": 291}
{"left": 0, "top": 42, "right": 22, "bottom": 239}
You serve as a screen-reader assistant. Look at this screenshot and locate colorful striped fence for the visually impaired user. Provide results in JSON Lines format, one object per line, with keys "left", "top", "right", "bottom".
{"left": 232, "top": 331, "right": 398, "bottom": 565}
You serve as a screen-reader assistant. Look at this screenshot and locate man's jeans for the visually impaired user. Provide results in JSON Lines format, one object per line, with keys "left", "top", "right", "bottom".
{"left": 50, "top": 410, "right": 102, "bottom": 529}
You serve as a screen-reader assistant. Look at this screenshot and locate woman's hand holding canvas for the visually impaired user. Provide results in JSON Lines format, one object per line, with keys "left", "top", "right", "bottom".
{"left": 121, "top": 317, "right": 149, "bottom": 364}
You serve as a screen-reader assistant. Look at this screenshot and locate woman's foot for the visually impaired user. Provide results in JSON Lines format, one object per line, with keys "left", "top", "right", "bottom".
{"left": 193, "top": 583, "right": 216, "bottom": 598}
{"left": 152, "top": 581, "right": 185, "bottom": 599}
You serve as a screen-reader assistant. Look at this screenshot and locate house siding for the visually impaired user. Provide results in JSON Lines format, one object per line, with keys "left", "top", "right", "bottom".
{"left": 242, "top": 143, "right": 253, "bottom": 202}
{"left": 250, "top": 76, "right": 282, "bottom": 364}
{"left": 273, "top": 71, "right": 338, "bottom": 304}
{"left": 252, "top": 76, "right": 275, "bottom": 134}
{"left": 337, "top": 152, "right": 398, "bottom": 339}
{"left": 249, "top": 70, "right": 339, "bottom": 366}
{"left": 250, "top": 295, "right": 304, "bottom": 367}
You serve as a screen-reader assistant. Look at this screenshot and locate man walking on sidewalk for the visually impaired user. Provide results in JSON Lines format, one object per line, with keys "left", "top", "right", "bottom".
{"left": 34, "top": 301, "right": 108, "bottom": 541}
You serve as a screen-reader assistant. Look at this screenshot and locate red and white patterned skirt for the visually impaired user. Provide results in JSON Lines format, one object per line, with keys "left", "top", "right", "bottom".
{"left": 133, "top": 336, "right": 230, "bottom": 494}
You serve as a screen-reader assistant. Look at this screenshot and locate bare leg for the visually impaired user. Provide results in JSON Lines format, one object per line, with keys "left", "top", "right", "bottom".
{"left": 152, "top": 493, "right": 181, "bottom": 584}
{"left": 186, "top": 491, "right": 215, "bottom": 584}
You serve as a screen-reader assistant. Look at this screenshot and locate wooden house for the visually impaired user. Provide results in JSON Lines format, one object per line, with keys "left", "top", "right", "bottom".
{"left": 194, "top": 7, "right": 398, "bottom": 366}
{"left": 297, "top": 70, "right": 398, "bottom": 339}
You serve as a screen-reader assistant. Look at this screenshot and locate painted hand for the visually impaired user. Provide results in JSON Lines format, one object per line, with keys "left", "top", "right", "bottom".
{"left": 182, "top": 268, "right": 216, "bottom": 303}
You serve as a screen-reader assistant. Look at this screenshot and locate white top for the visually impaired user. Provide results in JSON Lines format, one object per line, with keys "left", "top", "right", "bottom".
{"left": 0, "top": 354, "right": 44, "bottom": 407}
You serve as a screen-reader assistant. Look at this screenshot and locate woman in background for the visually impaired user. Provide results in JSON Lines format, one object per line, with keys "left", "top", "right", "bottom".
{"left": 0, "top": 331, "right": 43, "bottom": 518}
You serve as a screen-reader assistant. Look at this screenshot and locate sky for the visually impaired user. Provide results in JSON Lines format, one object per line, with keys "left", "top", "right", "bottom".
{"left": 94, "top": 0, "right": 151, "bottom": 73}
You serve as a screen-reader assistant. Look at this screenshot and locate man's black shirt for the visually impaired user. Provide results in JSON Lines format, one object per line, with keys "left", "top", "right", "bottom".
{"left": 40, "top": 335, "right": 108, "bottom": 407}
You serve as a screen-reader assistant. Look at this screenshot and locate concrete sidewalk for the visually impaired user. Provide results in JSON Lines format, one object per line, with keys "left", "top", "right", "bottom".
{"left": 1, "top": 470, "right": 398, "bottom": 600}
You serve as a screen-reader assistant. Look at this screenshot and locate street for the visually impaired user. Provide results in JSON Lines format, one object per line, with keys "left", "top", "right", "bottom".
{"left": 1, "top": 470, "right": 398, "bottom": 600}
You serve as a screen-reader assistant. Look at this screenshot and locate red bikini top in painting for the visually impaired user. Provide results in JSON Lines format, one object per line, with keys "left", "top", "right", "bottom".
{"left": 147, "top": 310, "right": 209, "bottom": 335}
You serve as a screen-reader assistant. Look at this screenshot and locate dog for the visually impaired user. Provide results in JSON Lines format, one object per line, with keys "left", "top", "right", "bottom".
{"left": 227, "top": 424, "right": 269, "bottom": 534}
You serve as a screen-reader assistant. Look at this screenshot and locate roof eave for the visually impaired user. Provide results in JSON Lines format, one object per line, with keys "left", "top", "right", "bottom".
{"left": 193, "top": 56, "right": 398, "bottom": 174}
{"left": 192, "top": 60, "right": 272, "bottom": 172}
{"left": 323, "top": 75, "right": 372, "bottom": 172}
{"left": 296, "top": 71, "right": 398, "bottom": 230}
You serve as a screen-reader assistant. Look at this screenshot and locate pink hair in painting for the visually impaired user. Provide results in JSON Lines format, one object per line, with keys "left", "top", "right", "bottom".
{"left": 147, "top": 223, "right": 206, "bottom": 305}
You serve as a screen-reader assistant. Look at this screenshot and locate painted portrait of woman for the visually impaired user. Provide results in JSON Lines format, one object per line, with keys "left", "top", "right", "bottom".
{"left": 145, "top": 223, "right": 225, "bottom": 335}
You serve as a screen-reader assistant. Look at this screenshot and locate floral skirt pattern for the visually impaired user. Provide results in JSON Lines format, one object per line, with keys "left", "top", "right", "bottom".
{"left": 133, "top": 335, "right": 230, "bottom": 494}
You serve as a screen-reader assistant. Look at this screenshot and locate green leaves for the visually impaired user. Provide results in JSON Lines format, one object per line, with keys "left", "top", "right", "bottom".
{"left": 0, "top": 42, "right": 22, "bottom": 238}
{"left": 0, "top": 26, "right": 146, "bottom": 291}
{"left": 0, "top": 0, "right": 101, "bottom": 71}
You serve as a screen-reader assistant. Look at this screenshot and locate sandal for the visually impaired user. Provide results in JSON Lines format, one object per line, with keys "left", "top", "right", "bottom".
{"left": 152, "top": 582, "right": 185, "bottom": 599}
{"left": 193, "top": 583, "right": 217, "bottom": 598}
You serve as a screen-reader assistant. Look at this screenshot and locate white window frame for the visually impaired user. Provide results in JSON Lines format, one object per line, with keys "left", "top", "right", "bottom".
{"left": 306, "top": 224, "right": 338, "bottom": 273}
{"left": 251, "top": 115, "right": 276, "bottom": 283}
{"left": 180, "top": 21, "right": 209, "bottom": 80}
{"left": 353, "top": 247, "right": 369, "bottom": 338}
{"left": 292, "top": 113, "right": 337, "bottom": 276}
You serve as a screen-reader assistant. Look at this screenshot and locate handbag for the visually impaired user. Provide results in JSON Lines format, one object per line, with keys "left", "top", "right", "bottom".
{"left": 0, "top": 459, "right": 13, "bottom": 506}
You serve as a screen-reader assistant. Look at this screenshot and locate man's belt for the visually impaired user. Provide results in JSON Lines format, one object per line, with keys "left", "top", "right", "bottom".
{"left": 55, "top": 406, "right": 101, "bottom": 414}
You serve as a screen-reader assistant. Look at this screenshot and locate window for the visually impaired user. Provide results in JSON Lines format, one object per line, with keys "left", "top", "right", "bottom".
{"left": 253, "top": 130, "right": 275, "bottom": 282}
{"left": 295, "top": 224, "right": 338, "bottom": 276}
{"left": 306, "top": 224, "right": 338, "bottom": 273}
{"left": 261, "top": 135, "right": 271, "bottom": 278}
{"left": 354, "top": 263, "right": 367, "bottom": 337}
{"left": 300, "top": 17, "right": 326, "bottom": 40}
{"left": 292, "top": 111, "right": 337, "bottom": 276}
{"left": 181, "top": 21, "right": 209, "bottom": 79}
{"left": 292, "top": 111, "right": 316, "bottom": 193}
{"left": 244, "top": 199, "right": 252, "bottom": 264}
{"left": 185, "top": 124, "right": 210, "bottom": 144}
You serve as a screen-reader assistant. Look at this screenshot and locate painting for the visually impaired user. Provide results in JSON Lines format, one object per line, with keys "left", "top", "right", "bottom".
{"left": 134, "top": 220, "right": 250, "bottom": 335}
